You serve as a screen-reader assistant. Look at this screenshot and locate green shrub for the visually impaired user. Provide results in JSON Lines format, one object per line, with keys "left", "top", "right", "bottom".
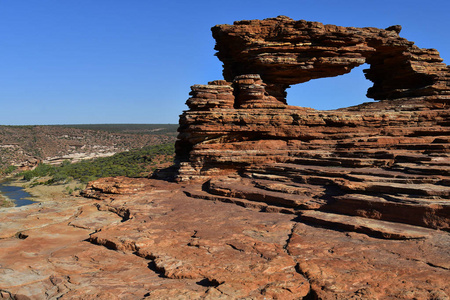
{"left": 2, "top": 165, "right": 17, "bottom": 175}
{"left": 19, "top": 163, "right": 55, "bottom": 181}
{"left": 65, "top": 186, "right": 74, "bottom": 195}
{"left": 18, "top": 142, "right": 175, "bottom": 184}
{"left": 51, "top": 172, "right": 71, "bottom": 183}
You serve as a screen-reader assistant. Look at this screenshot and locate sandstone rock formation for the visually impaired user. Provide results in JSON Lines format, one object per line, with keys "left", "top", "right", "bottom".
{"left": 176, "top": 16, "right": 450, "bottom": 234}
{"left": 211, "top": 16, "right": 450, "bottom": 101}
{"left": 174, "top": 18, "right": 450, "bottom": 297}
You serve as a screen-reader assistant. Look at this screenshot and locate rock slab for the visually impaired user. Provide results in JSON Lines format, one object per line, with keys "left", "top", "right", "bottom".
{"left": 1, "top": 178, "right": 449, "bottom": 299}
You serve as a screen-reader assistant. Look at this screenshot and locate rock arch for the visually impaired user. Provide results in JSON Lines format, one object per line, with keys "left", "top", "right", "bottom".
{"left": 173, "top": 18, "right": 450, "bottom": 282}
{"left": 285, "top": 63, "right": 373, "bottom": 110}
{"left": 211, "top": 16, "right": 449, "bottom": 103}
{"left": 176, "top": 17, "right": 450, "bottom": 215}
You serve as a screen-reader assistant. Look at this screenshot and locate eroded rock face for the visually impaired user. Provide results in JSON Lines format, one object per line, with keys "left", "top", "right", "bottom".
{"left": 211, "top": 16, "right": 450, "bottom": 101}
{"left": 176, "top": 17, "right": 450, "bottom": 234}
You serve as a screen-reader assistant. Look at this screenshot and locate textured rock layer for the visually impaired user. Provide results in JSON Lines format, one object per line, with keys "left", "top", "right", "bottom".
{"left": 211, "top": 16, "right": 450, "bottom": 101}
{"left": 1, "top": 178, "right": 448, "bottom": 299}
{"left": 176, "top": 17, "right": 450, "bottom": 233}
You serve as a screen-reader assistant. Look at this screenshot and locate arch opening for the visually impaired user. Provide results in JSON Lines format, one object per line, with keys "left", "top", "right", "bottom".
{"left": 285, "top": 64, "right": 374, "bottom": 110}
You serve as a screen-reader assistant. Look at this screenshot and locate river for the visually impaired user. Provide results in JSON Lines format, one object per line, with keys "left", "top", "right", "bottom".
{"left": 0, "top": 180, "right": 36, "bottom": 207}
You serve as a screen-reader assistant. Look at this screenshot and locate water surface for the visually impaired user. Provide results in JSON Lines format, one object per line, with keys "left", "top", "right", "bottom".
{"left": 0, "top": 181, "right": 36, "bottom": 207}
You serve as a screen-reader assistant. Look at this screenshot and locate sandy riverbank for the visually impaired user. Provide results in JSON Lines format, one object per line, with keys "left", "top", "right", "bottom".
{"left": 0, "top": 192, "right": 14, "bottom": 208}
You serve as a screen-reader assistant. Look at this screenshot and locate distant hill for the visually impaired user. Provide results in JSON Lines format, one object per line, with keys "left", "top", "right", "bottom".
{"left": 0, "top": 124, "right": 178, "bottom": 170}
{"left": 58, "top": 124, "right": 179, "bottom": 134}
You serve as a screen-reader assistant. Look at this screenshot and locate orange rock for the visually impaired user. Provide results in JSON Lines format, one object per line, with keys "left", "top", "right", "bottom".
{"left": 2, "top": 178, "right": 448, "bottom": 298}
{"left": 176, "top": 18, "right": 449, "bottom": 235}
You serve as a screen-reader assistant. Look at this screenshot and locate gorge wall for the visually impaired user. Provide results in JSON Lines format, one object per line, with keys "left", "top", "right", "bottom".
{"left": 0, "top": 125, "right": 176, "bottom": 170}
{"left": 176, "top": 16, "right": 450, "bottom": 231}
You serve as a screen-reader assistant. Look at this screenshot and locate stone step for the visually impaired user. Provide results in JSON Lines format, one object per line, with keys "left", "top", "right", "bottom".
{"left": 237, "top": 149, "right": 447, "bottom": 167}
{"left": 432, "top": 136, "right": 450, "bottom": 143}
{"left": 260, "top": 163, "right": 442, "bottom": 182}
{"left": 348, "top": 166, "right": 444, "bottom": 180}
{"left": 251, "top": 179, "right": 327, "bottom": 196}
{"left": 392, "top": 163, "right": 450, "bottom": 176}
{"left": 344, "top": 173, "right": 442, "bottom": 185}
{"left": 324, "top": 194, "right": 450, "bottom": 230}
{"left": 259, "top": 164, "right": 353, "bottom": 179}
{"left": 245, "top": 172, "right": 290, "bottom": 182}
{"left": 394, "top": 143, "right": 450, "bottom": 151}
{"left": 252, "top": 166, "right": 449, "bottom": 199}
{"left": 299, "top": 210, "right": 436, "bottom": 239}
{"left": 183, "top": 187, "right": 297, "bottom": 214}
{"left": 289, "top": 157, "right": 394, "bottom": 168}
{"left": 394, "top": 153, "right": 440, "bottom": 163}
{"left": 336, "top": 180, "right": 450, "bottom": 197}
{"left": 207, "top": 178, "right": 326, "bottom": 210}
{"left": 251, "top": 163, "right": 450, "bottom": 196}
{"left": 331, "top": 150, "right": 395, "bottom": 160}
{"left": 409, "top": 130, "right": 450, "bottom": 136}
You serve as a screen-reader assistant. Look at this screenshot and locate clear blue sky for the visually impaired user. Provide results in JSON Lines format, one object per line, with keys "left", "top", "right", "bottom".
{"left": 1, "top": 0, "right": 449, "bottom": 125}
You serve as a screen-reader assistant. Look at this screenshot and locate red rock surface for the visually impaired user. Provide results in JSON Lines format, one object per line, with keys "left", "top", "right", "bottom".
{"left": 1, "top": 178, "right": 448, "bottom": 299}
{"left": 211, "top": 16, "right": 450, "bottom": 101}
{"left": 173, "top": 17, "right": 450, "bottom": 297}
{"left": 176, "top": 17, "right": 450, "bottom": 234}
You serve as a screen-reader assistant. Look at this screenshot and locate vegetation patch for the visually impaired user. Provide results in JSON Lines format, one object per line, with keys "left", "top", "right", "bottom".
{"left": 0, "top": 193, "right": 14, "bottom": 208}
{"left": 0, "top": 165, "right": 17, "bottom": 176}
{"left": 18, "top": 142, "right": 175, "bottom": 184}
{"left": 0, "top": 124, "right": 177, "bottom": 170}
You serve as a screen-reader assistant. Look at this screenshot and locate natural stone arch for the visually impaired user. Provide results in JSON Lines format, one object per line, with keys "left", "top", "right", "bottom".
{"left": 212, "top": 16, "right": 449, "bottom": 104}
{"left": 176, "top": 17, "right": 449, "bottom": 183}
{"left": 285, "top": 63, "right": 373, "bottom": 110}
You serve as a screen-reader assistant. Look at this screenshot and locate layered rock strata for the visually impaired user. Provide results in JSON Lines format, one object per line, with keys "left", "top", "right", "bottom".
{"left": 211, "top": 16, "right": 450, "bottom": 101}
{"left": 176, "top": 17, "right": 450, "bottom": 234}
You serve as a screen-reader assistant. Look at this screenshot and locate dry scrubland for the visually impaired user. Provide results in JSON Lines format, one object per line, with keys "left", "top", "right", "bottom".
{"left": 0, "top": 124, "right": 177, "bottom": 170}
{"left": 0, "top": 124, "right": 177, "bottom": 208}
